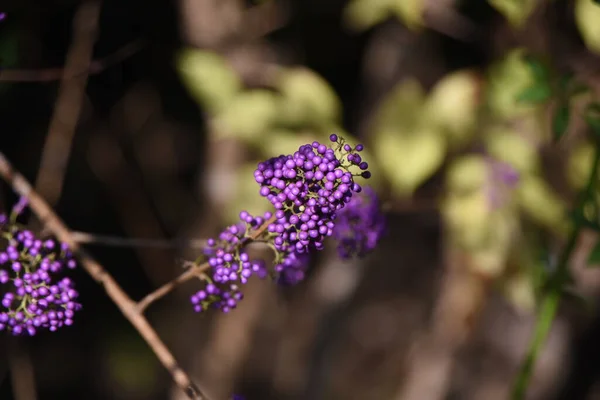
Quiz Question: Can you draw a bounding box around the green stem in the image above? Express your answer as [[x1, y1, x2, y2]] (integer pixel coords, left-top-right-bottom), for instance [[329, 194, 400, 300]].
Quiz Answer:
[[511, 144, 600, 399]]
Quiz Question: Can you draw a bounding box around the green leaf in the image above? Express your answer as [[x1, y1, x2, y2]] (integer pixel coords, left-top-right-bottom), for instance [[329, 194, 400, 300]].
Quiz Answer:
[[523, 55, 550, 82], [575, 0, 600, 54], [423, 70, 480, 147], [213, 90, 280, 142], [485, 129, 539, 174], [568, 141, 595, 190], [446, 155, 488, 193], [588, 240, 600, 264], [274, 68, 342, 127], [584, 102, 600, 135], [570, 209, 600, 232], [552, 104, 570, 141], [374, 79, 427, 132], [488, 0, 539, 27], [516, 83, 551, 104], [177, 49, 242, 113], [517, 175, 568, 233], [389, 0, 425, 30], [374, 127, 446, 196], [343, 0, 391, 31], [486, 49, 541, 119], [502, 269, 536, 313]]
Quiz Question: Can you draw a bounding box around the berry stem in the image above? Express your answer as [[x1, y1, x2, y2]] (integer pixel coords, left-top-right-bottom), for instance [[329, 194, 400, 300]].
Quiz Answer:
[[136, 264, 209, 313], [511, 142, 600, 399], [136, 214, 277, 313], [0, 152, 213, 400]]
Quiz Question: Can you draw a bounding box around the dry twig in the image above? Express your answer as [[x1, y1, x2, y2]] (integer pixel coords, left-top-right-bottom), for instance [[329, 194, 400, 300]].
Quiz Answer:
[[136, 215, 275, 313], [0, 40, 144, 82], [0, 152, 211, 400], [32, 1, 101, 210]]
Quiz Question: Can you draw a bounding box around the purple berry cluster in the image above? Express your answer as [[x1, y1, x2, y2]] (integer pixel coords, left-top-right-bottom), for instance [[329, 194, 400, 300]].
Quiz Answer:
[[0, 198, 81, 335], [275, 251, 310, 286], [190, 135, 383, 313], [190, 211, 270, 313], [255, 134, 370, 254], [332, 186, 386, 259]]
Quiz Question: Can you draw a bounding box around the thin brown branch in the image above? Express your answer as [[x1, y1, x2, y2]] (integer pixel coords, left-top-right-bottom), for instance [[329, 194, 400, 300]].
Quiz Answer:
[[71, 231, 208, 249], [0, 152, 211, 400], [136, 264, 210, 313], [32, 0, 101, 211], [0, 40, 144, 82], [136, 215, 277, 313]]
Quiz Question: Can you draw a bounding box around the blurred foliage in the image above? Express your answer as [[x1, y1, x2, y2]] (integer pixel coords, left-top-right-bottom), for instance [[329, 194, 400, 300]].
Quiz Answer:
[[177, 48, 386, 225], [213, 90, 280, 141], [104, 330, 161, 397], [5, 0, 600, 398], [175, 1, 600, 319], [424, 70, 480, 147], [488, 0, 539, 27], [274, 67, 342, 128], [178, 49, 243, 113], [343, 0, 424, 31], [176, 40, 581, 315], [575, 0, 600, 54], [371, 79, 445, 196]]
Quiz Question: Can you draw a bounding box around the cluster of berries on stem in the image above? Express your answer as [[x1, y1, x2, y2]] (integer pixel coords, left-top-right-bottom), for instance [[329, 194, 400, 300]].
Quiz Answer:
[[189, 134, 385, 313], [0, 198, 81, 335]]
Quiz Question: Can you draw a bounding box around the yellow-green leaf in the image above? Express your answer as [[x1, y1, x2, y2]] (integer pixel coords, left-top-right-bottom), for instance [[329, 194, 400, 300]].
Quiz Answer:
[[177, 49, 242, 113], [517, 175, 568, 233], [446, 155, 488, 193], [275, 68, 342, 127], [213, 90, 280, 142], [568, 141, 595, 191], [486, 49, 538, 119], [516, 83, 551, 104], [488, 0, 540, 27], [501, 270, 536, 313], [389, 0, 424, 30], [374, 79, 427, 132], [443, 191, 491, 249], [374, 127, 445, 196], [343, 0, 391, 31], [575, 0, 600, 54], [424, 70, 480, 147], [485, 129, 539, 174], [552, 103, 571, 141], [588, 239, 600, 265]]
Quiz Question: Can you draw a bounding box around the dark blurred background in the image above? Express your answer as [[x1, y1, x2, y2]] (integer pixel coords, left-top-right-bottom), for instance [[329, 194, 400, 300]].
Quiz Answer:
[[2, 0, 600, 399]]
